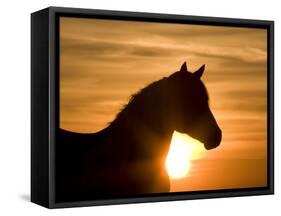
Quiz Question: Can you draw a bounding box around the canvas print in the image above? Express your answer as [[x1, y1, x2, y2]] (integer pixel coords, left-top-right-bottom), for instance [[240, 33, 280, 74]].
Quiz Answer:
[[56, 17, 267, 203]]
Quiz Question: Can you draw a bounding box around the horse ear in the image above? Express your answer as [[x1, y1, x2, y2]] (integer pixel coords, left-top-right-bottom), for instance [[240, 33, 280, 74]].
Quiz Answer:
[[193, 64, 205, 79], [180, 62, 188, 72]]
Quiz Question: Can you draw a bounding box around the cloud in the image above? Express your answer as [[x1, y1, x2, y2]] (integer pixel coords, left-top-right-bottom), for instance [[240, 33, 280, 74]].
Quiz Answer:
[[59, 17, 267, 145]]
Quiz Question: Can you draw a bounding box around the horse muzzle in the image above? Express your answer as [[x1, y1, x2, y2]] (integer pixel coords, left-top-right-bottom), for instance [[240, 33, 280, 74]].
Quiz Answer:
[[204, 128, 222, 150]]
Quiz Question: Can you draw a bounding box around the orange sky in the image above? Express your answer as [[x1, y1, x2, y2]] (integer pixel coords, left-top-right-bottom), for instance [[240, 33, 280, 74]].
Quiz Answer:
[[60, 17, 267, 191]]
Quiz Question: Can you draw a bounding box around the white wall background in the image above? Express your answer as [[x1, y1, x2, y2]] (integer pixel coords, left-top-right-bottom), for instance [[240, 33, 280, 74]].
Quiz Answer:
[[0, 0, 279, 215]]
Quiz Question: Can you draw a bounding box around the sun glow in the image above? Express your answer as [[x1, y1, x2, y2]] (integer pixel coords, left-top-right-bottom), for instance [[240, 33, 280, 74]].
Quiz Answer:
[[165, 131, 205, 179]]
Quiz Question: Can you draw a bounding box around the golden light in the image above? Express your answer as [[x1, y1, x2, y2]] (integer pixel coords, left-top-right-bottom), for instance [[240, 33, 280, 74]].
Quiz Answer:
[[165, 131, 205, 179]]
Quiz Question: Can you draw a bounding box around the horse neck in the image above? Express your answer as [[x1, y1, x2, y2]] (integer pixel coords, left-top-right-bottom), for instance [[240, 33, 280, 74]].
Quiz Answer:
[[111, 85, 173, 138], [107, 88, 174, 160]]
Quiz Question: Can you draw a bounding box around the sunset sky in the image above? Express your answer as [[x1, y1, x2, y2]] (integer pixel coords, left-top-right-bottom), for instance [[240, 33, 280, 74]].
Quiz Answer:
[[60, 17, 267, 191]]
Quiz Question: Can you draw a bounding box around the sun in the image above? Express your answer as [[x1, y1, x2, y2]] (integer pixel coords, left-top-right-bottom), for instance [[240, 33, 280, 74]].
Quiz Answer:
[[165, 131, 205, 179]]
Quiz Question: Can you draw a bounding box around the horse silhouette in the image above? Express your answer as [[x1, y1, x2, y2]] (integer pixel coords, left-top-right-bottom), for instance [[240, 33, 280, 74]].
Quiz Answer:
[[56, 62, 222, 202]]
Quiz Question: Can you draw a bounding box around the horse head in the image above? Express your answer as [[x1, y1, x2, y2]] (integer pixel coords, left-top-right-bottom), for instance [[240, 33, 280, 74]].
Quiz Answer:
[[165, 62, 222, 150]]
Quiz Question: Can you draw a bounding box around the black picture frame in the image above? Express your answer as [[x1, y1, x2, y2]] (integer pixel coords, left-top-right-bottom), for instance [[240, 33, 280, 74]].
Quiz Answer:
[[31, 6, 274, 208]]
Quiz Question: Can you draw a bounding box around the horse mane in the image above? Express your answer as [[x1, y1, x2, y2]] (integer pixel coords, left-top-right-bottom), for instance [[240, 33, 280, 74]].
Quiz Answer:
[[109, 76, 169, 126]]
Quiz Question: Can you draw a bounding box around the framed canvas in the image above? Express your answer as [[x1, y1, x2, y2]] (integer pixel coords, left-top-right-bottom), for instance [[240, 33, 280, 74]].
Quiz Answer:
[[31, 6, 274, 208]]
